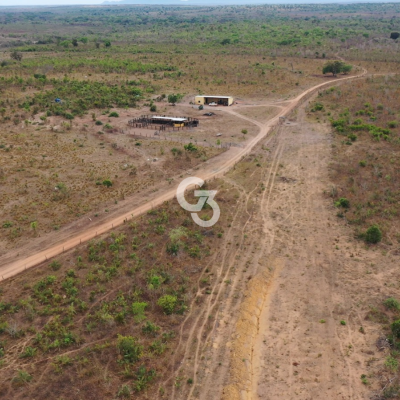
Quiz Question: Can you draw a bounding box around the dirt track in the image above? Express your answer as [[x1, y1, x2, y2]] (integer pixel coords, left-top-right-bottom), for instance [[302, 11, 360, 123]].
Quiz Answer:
[[0, 69, 366, 281]]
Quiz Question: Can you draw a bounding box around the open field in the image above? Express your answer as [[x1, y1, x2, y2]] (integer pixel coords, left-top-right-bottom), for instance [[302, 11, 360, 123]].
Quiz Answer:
[[0, 116, 224, 252], [1, 3, 400, 400]]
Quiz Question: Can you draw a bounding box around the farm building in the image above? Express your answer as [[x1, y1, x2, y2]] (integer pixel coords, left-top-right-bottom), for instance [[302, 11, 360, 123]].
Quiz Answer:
[[195, 95, 234, 106]]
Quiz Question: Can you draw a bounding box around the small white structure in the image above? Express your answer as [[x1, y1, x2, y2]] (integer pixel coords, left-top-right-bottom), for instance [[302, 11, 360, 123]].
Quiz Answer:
[[195, 95, 234, 106]]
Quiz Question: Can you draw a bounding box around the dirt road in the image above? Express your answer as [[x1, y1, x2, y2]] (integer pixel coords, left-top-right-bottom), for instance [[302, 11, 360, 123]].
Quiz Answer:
[[167, 76, 385, 400], [0, 69, 366, 281]]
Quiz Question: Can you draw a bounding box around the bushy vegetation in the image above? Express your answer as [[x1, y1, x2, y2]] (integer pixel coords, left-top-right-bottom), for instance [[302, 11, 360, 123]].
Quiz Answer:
[[0, 195, 225, 398], [310, 76, 400, 244]]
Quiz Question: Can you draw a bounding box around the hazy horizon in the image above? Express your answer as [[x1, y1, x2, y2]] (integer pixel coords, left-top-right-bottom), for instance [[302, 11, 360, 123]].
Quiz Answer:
[[2, 0, 400, 6]]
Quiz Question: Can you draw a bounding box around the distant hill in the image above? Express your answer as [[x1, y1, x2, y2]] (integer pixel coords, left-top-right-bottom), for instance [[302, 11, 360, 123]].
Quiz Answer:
[[102, 0, 385, 5], [103, 0, 276, 5]]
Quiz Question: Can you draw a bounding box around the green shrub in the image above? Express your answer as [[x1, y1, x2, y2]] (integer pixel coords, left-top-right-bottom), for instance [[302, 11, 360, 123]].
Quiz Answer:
[[359, 160, 366, 167], [335, 198, 350, 208], [117, 335, 143, 364], [117, 384, 131, 398], [188, 245, 201, 258], [95, 120, 103, 125], [391, 320, 400, 339], [142, 321, 160, 337], [385, 356, 399, 372], [102, 179, 112, 187], [157, 295, 177, 315], [20, 346, 37, 358], [132, 365, 156, 392], [311, 102, 324, 112], [384, 297, 400, 311], [109, 111, 119, 117], [150, 104, 157, 112], [148, 275, 163, 289], [149, 339, 166, 355], [184, 142, 197, 152], [166, 242, 179, 255], [131, 302, 147, 322], [12, 370, 32, 385], [50, 260, 61, 271], [365, 225, 382, 244]]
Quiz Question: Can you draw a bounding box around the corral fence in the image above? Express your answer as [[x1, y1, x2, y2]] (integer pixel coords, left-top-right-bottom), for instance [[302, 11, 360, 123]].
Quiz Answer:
[[128, 115, 199, 131]]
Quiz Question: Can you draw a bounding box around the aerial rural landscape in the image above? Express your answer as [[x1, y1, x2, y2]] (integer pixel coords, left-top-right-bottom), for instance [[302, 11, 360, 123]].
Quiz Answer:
[[0, 2, 400, 399]]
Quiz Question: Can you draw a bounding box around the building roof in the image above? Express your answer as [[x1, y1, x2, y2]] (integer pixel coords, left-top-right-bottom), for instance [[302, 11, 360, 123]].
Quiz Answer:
[[195, 95, 233, 99], [151, 116, 187, 122]]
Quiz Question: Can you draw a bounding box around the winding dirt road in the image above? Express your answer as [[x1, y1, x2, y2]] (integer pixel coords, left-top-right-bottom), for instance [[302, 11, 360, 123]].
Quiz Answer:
[[0, 68, 366, 282]]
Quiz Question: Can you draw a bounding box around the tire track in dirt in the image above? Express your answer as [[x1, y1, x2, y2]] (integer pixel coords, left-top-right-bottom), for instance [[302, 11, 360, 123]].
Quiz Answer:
[[234, 93, 372, 400], [155, 114, 283, 400], [155, 184, 251, 398], [193, 133, 286, 400]]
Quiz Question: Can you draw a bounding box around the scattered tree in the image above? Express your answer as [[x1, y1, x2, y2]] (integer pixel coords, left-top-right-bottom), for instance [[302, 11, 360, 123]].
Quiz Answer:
[[365, 225, 382, 244], [167, 93, 183, 105], [322, 60, 352, 77]]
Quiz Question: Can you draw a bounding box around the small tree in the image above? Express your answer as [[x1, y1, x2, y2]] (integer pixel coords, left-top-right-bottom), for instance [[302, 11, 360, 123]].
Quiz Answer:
[[365, 225, 382, 244], [72, 39, 78, 47], [390, 32, 400, 40], [167, 93, 182, 106], [103, 179, 113, 187], [104, 40, 111, 47], [322, 60, 352, 77]]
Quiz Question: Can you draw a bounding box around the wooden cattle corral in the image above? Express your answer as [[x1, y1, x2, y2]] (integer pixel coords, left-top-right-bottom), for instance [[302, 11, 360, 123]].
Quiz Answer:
[[128, 115, 199, 131]]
